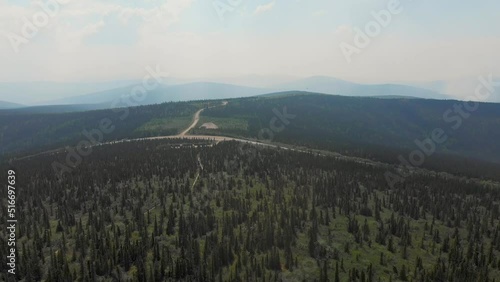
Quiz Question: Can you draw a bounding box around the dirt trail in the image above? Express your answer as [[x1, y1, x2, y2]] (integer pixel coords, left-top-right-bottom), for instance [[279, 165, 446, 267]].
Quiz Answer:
[[178, 101, 228, 137], [178, 108, 203, 137]]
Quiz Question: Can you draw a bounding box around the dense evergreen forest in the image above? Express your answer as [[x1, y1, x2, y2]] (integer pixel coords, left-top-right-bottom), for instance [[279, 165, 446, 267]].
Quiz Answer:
[[1, 139, 499, 281], [194, 93, 500, 181]]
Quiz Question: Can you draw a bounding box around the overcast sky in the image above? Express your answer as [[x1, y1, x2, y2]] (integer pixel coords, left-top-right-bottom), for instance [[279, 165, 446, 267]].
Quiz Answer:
[[1, 0, 499, 84]]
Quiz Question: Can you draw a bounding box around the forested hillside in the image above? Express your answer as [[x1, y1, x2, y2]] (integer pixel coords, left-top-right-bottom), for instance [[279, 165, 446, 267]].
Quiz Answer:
[[194, 93, 500, 180], [1, 140, 499, 281], [2, 93, 499, 181], [0, 102, 201, 158]]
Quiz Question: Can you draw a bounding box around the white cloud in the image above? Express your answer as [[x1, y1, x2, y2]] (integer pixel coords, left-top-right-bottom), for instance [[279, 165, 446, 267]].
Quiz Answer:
[[2, 26, 500, 94], [53, 20, 105, 52], [254, 1, 275, 15], [0, 0, 193, 35], [118, 0, 193, 26], [312, 10, 327, 17]]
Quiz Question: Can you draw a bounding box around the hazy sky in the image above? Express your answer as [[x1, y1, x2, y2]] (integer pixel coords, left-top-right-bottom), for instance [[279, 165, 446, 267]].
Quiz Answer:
[[1, 0, 499, 84]]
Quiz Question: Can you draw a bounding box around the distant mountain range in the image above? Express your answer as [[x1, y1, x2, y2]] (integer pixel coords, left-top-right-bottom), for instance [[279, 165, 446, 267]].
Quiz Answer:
[[35, 76, 452, 106], [405, 77, 500, 103], [275, 76, 451, 100], [2, 75, 485, 110], [0, 100, 24, 109], [43, 82, 271, 106], [0, 81, 140, 105]]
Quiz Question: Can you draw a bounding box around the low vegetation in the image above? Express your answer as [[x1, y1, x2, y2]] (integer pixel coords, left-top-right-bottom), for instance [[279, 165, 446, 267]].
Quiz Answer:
[[192, 116, 249, 136]]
